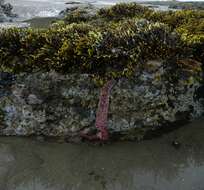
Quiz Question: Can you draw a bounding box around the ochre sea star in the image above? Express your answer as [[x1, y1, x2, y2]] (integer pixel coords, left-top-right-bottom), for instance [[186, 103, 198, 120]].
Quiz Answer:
[[80, 80, 116, 141]]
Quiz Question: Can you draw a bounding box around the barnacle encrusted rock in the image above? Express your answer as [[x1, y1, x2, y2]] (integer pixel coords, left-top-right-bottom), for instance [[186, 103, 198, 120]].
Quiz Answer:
[[0, 59, 203, 141]]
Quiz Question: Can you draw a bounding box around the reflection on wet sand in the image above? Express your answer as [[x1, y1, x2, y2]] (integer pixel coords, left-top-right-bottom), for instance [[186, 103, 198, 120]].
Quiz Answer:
[[0, 119, 203, 190]]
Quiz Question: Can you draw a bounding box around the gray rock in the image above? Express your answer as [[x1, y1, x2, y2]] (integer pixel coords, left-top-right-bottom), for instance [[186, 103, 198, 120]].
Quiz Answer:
[[59, 3, 97, 18], [0, 59, 203, 140], [0, 0, 17, 22], [27, 94, 43, 105]]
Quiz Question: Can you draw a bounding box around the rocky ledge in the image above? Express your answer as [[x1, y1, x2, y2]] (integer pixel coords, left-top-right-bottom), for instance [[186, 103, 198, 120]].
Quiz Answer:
[[0, 59, 203, 142], [0, 0, 17, 22]]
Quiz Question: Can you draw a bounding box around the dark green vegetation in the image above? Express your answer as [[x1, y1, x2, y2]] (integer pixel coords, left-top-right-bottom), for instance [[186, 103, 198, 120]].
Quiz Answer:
[[0, 3, 203, 82]]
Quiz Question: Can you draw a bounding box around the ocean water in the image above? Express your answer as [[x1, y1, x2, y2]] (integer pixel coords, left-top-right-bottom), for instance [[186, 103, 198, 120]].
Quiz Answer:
[[5, 0, 161, 21], [6, 0, 78, 21], [1, 0, 170, 28]]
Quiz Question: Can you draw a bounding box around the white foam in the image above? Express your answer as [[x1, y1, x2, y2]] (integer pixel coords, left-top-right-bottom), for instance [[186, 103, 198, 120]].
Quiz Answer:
[[0, 22, 30, 28], [36, 9, 60, 17], [94, 1, 116, 5]]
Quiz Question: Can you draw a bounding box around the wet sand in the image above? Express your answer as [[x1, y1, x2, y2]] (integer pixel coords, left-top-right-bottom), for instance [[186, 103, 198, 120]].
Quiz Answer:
[[0, 118, 203, 190]]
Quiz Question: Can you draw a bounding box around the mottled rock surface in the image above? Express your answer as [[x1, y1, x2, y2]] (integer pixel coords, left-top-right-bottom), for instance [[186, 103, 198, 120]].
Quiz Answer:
[[0, 59, 203, 141], [59, 2, 98, 17]]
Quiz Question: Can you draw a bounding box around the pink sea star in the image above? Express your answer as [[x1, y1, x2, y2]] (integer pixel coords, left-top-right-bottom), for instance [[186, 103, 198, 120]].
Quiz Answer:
[[80, 79, 116, 142]]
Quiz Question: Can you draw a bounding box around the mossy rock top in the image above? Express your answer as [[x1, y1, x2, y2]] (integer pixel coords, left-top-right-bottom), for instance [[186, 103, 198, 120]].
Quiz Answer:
[[0, 2, 203, 81]]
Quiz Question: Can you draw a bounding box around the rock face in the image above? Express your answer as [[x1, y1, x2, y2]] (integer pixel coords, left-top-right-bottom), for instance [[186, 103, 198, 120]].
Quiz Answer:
[[0, 0, 16, 22], [0, 59, 203, 141], [59, 2, 98, 20]]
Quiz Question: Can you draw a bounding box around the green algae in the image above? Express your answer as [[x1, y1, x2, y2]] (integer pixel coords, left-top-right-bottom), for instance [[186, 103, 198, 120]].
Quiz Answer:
[[0, 3, 203, 81]]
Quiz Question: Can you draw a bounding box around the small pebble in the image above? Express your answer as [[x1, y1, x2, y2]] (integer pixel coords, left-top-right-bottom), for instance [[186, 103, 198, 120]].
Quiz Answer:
[[172, 140, 181, 149]]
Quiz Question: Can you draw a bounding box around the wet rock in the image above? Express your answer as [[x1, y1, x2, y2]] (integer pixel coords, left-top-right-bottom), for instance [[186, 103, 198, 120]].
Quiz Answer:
[[172, 140, 181, 149], [59, 3, 97, 18], [0, 59, 203, 140], [0, 72, 15, 86], [0, 11, 8, 22], [0, 0, 17, 22], [195, 85, 204, 101], [0, 72, 15, 98], [65, 1, 82, 5], [27, 94, 43, 105]]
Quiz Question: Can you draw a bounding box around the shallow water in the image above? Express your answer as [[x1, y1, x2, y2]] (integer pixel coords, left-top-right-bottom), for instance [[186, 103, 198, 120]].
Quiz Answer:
[[0, 119, 203, 190]]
